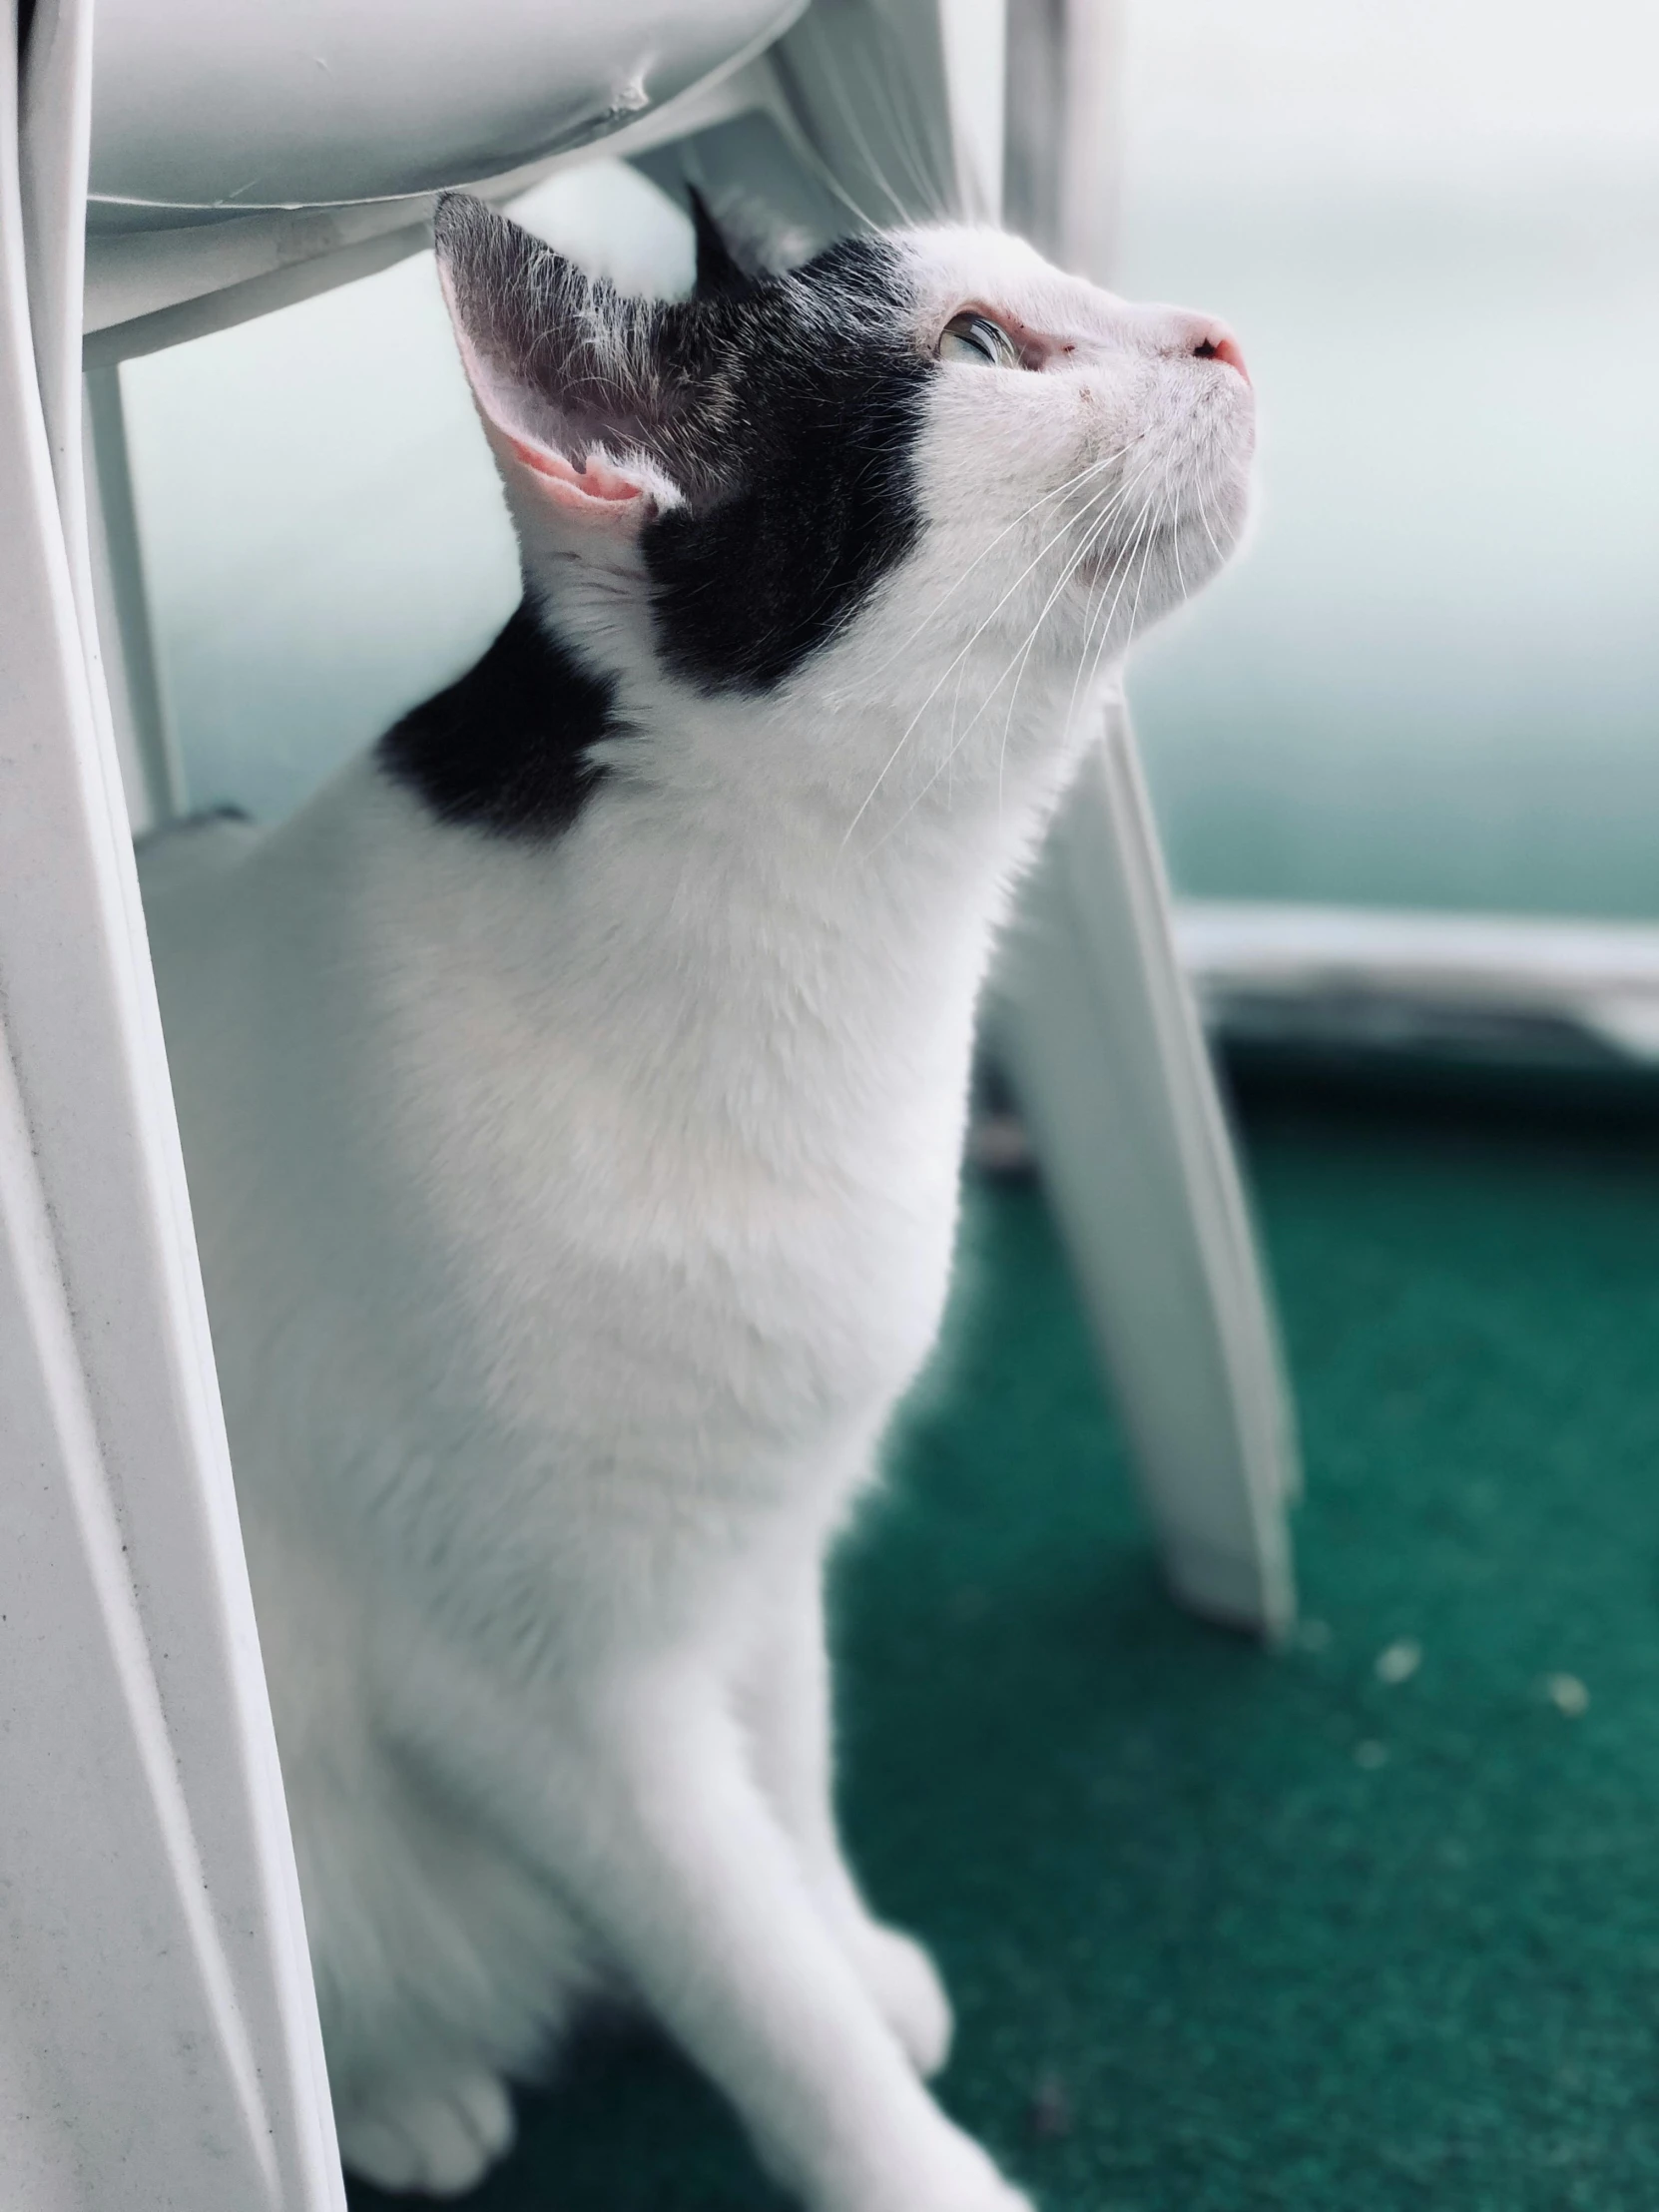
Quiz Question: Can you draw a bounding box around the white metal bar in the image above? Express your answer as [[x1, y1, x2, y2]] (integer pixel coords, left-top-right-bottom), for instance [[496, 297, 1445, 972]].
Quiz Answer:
[[772, 0, 974, 227], [83, 361, 184, 828], [988, 711, 1298, 1636], [774, 0, 1298, 1631], [0, 3, 343, 2202], [1177, 900, 1659, 1064], [1001, 0, 1297, 1630], [1054, 0, 1123, 282]]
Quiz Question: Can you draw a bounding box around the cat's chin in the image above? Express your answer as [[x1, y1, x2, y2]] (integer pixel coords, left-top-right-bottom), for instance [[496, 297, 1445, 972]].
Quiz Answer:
[[1069, 514, 1223, 607], [1079, 471, 1249, 601]]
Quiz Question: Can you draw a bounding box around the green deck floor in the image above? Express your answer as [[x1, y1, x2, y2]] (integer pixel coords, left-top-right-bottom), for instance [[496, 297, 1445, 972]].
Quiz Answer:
[[347, 1087, 1659, 2212]]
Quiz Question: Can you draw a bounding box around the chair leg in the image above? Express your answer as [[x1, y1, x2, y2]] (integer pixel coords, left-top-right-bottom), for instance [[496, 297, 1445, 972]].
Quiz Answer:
[[0, 4, 342, 2202], [710, 11, 1300, 1642], [987, 701, 1299, 1639], [84, 361, 186, 831]]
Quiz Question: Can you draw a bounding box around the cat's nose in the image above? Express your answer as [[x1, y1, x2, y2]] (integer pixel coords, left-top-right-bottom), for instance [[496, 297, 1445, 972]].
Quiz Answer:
[[1174, 315, 1250, 384]]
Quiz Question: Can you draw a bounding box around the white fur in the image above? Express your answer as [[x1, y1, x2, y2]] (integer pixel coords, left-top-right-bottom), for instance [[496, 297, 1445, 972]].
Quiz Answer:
[[143, 224, 1253, 2208]]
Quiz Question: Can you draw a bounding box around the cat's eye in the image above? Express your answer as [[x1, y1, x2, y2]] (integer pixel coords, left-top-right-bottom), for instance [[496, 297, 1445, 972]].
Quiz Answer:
[[936, 310, 1020, 369]]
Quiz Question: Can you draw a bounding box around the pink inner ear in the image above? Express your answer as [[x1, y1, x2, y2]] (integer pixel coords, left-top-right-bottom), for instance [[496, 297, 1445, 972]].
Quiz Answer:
[[507, 433, 642, 508]]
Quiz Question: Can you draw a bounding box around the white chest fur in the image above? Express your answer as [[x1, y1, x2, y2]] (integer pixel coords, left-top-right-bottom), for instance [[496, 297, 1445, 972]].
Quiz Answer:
[[145, 681, 1056, 1660]]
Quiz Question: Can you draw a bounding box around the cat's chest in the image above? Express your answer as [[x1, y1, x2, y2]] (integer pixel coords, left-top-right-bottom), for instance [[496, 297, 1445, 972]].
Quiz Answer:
[[364, 792, 992, 1461], [410, 1017, 968, 1448]]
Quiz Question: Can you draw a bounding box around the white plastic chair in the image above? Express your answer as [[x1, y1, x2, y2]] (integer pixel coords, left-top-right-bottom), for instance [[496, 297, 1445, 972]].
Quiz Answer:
[[0, 2, 1295, 2201]]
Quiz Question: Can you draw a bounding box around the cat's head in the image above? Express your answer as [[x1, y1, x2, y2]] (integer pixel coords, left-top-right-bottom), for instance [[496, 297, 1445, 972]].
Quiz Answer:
[[432, 192, 1253, 828]]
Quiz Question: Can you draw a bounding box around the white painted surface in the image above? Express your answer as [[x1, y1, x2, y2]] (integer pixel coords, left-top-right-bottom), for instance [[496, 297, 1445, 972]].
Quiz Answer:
[[87, 0, 805, 220], [990, 718, 1298, 1638], [1178, 901, 1659, 1065], [0, 2, 343, 2201], [80, 57, 770, 350], [992, 3, 1297, 1631]]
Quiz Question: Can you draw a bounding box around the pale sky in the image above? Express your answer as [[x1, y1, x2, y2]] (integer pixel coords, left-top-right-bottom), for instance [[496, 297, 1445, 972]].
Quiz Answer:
[[1115, 0, 1659, 917], [1124, 0, 1659, 185]]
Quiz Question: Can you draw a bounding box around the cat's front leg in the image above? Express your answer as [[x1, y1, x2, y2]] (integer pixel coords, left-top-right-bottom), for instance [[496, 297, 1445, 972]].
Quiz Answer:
[[740, 1558, 954, 2077], [473, 1666, 1030, 2212]]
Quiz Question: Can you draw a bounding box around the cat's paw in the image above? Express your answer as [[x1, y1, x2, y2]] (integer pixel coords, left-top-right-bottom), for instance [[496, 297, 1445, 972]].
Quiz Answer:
[[827, 2125, 1033, 2212], [849, 1922, 954, 2076], [335, 2068, 515, 2197], [961, 2176, 1035, 2212], [948, 2176, 1035, 2212], [916, 2130, 1034, 2212]]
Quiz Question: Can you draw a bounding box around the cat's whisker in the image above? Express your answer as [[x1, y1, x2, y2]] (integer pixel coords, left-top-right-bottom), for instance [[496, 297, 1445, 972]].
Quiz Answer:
[[1127, 497, 1168, 637], [868, 468, 1158, 846], [909, 459, 1138, 806], [847, 443, 1139, 692], [898, 466, 1158, 812], [989, 469, 1158, 810], [1087, 489, 1162, 677], [837, 476, 1126, 845], [1195, 487, 1227, 569], [805, 35, 925, 226], [982, 464, 1162, 771], [945, 647, 971, 811], [837, 464, 1142, 847], [1063, 545, 1115, 738], [850, 38, 953, 222], [745, 112, 886, 236], [1059, 477, 1164, 745], [967, 465, 1158, 733], [1168, 485, 1187, 603], [1072, 484, 1167, 724]]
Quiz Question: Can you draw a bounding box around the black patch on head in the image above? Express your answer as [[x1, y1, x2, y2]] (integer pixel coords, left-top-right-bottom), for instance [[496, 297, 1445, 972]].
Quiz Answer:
[[434, 198, 932, 700], [643, 239, 930, 694], [378, 601, 615, 838], [688, 188, 759, 303]]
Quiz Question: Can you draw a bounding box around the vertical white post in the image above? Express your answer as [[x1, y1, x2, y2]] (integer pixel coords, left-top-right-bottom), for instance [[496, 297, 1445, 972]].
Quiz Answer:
[[84, 360, 186, 831], [986, 0, 1299, 1635], [773, 0, 1299, 1633], [0, 3, 343, 2202], [987, 709, 1298, 1636]]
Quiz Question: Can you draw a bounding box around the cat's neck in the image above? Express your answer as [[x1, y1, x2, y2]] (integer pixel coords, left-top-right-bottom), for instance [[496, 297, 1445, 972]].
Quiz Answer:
[[580, 644, 1092, 1003], [345, 595, 1111, 1174]]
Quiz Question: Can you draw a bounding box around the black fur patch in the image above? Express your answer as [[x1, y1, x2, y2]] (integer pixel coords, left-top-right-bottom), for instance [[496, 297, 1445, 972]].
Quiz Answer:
[[688, 187, 759, 303], [644, 239, 930, 694], [378, 601, 615, 838], [434, 199, 931, 699]]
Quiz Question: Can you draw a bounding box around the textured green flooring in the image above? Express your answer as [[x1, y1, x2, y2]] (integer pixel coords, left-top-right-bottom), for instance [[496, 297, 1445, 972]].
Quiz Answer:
[[348, 1089, 1659, 2212]]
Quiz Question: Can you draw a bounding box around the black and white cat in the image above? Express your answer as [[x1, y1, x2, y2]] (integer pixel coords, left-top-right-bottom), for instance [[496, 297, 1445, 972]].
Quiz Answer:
[[143, 193, 1253, 2209]]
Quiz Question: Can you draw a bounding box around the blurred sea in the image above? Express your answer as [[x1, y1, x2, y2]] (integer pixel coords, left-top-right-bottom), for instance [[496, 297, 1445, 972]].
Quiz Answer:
[[1124, 162, 1659, 918], [1119, 0, 1659, 917]]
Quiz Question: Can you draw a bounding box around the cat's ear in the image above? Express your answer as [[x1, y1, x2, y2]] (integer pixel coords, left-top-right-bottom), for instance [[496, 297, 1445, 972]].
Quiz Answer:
[[688, 187, 757, 302], [433, 193, 684, 534]]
